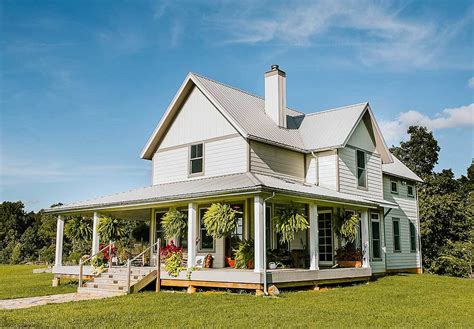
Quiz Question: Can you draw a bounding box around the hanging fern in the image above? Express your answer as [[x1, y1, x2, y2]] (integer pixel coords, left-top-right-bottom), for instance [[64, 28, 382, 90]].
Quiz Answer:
[[98, 216, 125, 242], [273, 203, 309, 244], [335, 212, 359, 243], [203, 203, 240, 239], [161, 208, 187, 240]]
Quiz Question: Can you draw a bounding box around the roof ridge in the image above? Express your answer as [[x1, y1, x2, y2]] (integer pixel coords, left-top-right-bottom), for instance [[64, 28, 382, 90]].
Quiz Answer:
[[190, 72, 305, 115], [304, 102, 368, 117]]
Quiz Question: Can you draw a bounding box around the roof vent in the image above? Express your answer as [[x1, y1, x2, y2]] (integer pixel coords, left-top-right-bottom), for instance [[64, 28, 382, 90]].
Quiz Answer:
[[264, 65, 287, 128]]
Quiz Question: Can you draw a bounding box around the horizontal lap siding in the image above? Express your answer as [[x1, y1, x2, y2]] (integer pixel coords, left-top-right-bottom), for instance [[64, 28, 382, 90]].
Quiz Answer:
[[338, 147, 383, 199], [250, 141, 305, 180], [153, 136, 247, 184], [318, 150, 337, 190], [383, 175, 421, 269]]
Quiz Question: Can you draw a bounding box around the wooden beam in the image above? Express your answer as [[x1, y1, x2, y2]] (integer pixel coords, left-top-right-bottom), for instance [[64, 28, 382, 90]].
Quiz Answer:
[[274, 276, 370, 289], [160, 279, 263, 290]]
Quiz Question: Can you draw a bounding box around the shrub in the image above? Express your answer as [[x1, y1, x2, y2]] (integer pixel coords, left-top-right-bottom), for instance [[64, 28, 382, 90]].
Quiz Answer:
[[431, 241, 473, 278], [160, 241, 185, 277], [234, 239, 254, 269]]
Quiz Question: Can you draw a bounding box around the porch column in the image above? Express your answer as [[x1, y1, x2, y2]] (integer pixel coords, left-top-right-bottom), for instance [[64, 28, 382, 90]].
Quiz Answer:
[[187, 203, 197, 268], [254, 196, 264, 273], [309, 203, 319, 270], [54, 215, 64, 266], [92, 212, 100, 256], [361, 210, 370, 268]]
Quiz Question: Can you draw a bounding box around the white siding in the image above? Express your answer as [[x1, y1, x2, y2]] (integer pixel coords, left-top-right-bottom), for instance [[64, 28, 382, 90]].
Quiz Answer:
[[305, 150, 337, 190], [250, 141, 305, 180], [153, 136, 247, 184], [159, 86, 237, 149], [338, 147, 383, 199], [383, 175, 421, 270], [347, 115, 377, 153]]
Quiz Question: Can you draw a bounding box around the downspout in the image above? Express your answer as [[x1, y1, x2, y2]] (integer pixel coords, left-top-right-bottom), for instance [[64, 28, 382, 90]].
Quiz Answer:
[[311, 151, 319, 186], [263, 192, 276, 296]]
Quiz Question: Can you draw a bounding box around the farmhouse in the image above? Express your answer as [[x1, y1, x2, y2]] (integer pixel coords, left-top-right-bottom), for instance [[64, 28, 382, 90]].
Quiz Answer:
[[45, 65, 423, 295]]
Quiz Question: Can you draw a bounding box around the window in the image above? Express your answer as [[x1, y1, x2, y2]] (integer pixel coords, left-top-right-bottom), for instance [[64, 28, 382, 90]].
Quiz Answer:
[[189, 143, 203, 175], [199, 208, 214, 250], [371, 213, 381, 260], [318, 212, 333, 262], [407, 185, 414, 198], [155, 211, 167, 249], [229, 204, 244, 247], [393, 218, 401, 252], [410, 222, 417, 252], [391, 180, 398, 194], [356, 150, 367, 188]]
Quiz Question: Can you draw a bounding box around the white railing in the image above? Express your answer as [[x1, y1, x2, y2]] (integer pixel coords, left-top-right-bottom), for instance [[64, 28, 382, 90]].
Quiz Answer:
[[125, 239, 161, 293], [78, 241, 114, 288]]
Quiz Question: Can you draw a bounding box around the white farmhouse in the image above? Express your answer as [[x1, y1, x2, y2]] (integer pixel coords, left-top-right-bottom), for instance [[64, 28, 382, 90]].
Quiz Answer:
[[46, 65, 423, 294]]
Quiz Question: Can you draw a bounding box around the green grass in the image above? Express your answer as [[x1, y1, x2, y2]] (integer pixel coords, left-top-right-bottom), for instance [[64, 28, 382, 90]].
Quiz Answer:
[[0, 265, 76, 299], [0, 268, 473, 328]]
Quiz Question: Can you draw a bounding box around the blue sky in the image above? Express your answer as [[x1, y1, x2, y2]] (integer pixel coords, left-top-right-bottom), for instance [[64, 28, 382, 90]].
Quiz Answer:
[[1, 0, 473, 211]]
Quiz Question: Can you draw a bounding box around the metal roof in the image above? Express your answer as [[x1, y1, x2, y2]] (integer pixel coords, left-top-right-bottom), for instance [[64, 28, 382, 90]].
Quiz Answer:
[[45, 172, 384, 214], [382, 155, 423, 183]]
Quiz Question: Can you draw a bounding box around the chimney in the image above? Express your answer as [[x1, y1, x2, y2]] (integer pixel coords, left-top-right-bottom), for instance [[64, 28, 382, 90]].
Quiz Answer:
[[264, 64, 287, 127]]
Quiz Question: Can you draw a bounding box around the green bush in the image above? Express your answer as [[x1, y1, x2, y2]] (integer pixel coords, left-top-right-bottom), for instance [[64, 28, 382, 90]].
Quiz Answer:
[[431, 241, 473, 278], [233, 239, 254, 269], [11, 243, 23, 264]]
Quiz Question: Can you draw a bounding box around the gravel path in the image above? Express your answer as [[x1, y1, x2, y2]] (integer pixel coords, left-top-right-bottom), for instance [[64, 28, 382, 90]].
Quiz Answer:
[[0, 292, 122, 310]]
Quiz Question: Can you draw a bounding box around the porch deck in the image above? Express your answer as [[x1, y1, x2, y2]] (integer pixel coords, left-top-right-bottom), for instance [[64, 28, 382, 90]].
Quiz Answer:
[[53, 265, 371, 290]]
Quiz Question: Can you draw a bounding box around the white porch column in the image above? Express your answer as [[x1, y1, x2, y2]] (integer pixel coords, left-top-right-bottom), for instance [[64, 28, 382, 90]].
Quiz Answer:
[[254, 196, 265, 273], [54, 215, 64, 266], [187, 203, 197, 269], [361, 210, 370, 268], [92, 212, 100, 256], [309, 203, 319, 270]]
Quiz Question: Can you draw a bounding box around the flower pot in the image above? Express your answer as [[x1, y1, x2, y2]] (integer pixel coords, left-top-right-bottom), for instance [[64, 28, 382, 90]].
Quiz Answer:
[[247, 260, 254, 269], [337, 260, 362, 268], [225, 256, 235, 267]]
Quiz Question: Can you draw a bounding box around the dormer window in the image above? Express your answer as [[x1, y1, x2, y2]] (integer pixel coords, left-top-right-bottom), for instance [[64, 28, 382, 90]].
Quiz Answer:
[[189, 143, 203, 175], [356, 150, 367, 188]]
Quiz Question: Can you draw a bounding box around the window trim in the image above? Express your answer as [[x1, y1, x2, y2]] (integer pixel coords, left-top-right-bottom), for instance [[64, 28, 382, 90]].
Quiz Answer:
[[407, 184, 415, 198], [392, 218, 401, 253], [188, 143, 204, 177], [390, 180, 398, 194], [370, 212, 382, 261], [409, 221, 417, 253], [198, 207, 215, 252], [356, 149, 367, 189]]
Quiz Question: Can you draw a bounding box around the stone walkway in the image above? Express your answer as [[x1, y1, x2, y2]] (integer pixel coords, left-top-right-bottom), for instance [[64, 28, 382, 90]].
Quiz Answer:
[[0, 292, 122, 310]]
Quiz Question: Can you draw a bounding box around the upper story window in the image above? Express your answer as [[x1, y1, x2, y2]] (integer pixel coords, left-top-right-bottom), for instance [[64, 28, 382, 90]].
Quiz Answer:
[[189, 143, 203, 175], [391, 180, 398, 194], [407, 184, 414, 198], [356, 150, 367, 188]]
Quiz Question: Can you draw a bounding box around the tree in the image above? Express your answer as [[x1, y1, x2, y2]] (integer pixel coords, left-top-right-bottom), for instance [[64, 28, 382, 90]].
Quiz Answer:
[[390, 126, 440, 179]]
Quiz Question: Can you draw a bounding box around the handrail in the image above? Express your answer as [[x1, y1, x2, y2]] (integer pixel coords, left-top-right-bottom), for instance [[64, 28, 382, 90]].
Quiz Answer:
[[126, 239, 161, 293], [79, 241, 114, 288]]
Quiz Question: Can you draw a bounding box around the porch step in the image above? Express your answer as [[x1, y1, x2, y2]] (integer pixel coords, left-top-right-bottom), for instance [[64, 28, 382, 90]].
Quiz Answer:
[[78, 267, 156, 295], [77, 286, 127, 295]]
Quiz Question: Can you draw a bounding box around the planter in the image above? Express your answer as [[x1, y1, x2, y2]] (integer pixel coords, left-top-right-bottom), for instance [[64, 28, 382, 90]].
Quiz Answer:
[[247, 260, 254, 269], [225, 256, 235, 267], [337, 260, 362, 268]]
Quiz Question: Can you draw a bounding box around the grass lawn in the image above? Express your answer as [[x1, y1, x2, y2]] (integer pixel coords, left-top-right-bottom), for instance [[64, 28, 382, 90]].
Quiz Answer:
[[1, 268, 473, 328], [0, 265, 76, 299]]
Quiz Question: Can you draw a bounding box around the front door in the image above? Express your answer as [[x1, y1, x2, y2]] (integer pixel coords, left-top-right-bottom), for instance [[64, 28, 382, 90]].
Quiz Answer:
[[318, 211, 334, 266]]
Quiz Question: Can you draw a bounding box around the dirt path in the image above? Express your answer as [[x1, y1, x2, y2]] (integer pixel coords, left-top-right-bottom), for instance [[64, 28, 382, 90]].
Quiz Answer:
[[0, 292, 121, 310]]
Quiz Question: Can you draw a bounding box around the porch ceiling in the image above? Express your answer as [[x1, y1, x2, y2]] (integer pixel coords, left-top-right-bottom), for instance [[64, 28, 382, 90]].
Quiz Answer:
[[45, 172, 381, 215]]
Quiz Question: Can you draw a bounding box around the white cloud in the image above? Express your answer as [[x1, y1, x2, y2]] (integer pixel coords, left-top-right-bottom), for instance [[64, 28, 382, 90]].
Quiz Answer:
[[469, 77, 474, 89], [206, 0, 472, 68], [379, 103, 474, 144]]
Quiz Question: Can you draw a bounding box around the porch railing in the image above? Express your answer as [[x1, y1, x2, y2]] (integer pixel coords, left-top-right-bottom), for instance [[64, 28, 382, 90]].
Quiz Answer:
[[78, 241, 114, 288], [125, 239, 161, 293]]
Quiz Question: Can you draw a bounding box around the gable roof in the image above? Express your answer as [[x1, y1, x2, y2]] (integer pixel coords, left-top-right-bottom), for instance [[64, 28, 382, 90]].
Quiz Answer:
[[382, 154, 423, 183], [141, 72, 392, 162]]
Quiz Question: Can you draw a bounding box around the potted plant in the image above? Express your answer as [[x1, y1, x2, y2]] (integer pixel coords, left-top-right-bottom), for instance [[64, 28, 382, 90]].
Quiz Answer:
[[272, 203, 309, 244], [233, 239, 254, 269], [334, 212, 361, 267], [203, 203, 241, 267], [161, 208, 187, 240]]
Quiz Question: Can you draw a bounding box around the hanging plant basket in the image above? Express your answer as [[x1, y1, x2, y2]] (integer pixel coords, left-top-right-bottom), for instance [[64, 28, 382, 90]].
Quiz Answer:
[[272, 203, 309, 244], [203, 203, 241, 239], [161, 208, 187, 240]]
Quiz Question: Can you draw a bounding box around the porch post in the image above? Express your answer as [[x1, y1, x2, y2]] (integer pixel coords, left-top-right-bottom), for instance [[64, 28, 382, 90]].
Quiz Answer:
[[54, 215, 64, 266], [309, 203, 319, 270], [92, 212, 100, 256], [254, 196, 264, 273], [187, 203, 197, 269], [361, 210, 370, 268]]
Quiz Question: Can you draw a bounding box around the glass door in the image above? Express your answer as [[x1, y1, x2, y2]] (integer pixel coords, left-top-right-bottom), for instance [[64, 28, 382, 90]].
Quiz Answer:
[[318, 211, 334, 266]]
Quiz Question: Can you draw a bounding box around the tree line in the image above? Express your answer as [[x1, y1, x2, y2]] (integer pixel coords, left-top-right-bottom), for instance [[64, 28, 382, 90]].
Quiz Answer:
[[0, 125, 472, 277]]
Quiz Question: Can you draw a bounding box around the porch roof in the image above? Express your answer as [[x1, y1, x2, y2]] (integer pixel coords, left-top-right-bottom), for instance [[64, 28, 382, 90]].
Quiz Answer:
[[45, 172, 384, 214]]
